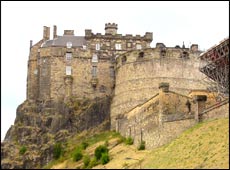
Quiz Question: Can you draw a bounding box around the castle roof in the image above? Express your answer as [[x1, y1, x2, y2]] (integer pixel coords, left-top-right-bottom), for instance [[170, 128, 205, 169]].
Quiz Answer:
[[41, 35, 87, 47]]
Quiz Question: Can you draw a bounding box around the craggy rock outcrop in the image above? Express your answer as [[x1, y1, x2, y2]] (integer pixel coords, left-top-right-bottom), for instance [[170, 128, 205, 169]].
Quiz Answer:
[[1, 96, 111, 169]]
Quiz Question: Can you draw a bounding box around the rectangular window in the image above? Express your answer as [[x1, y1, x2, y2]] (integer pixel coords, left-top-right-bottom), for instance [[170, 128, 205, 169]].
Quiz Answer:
[[136, 44, 142, 50], [92, 54, 98, 63], [110, 66, 115, 77], [96, 43, 100, 50], [115, 43, 122, 50], [126, 42, 132, 48], [66, 42, 72, 48], [92, 66, 97, 77], [66, 53, 72, 61], [66, 66, 72, 75], [82, 45, 87, 50], [34, 69, 38, 75]]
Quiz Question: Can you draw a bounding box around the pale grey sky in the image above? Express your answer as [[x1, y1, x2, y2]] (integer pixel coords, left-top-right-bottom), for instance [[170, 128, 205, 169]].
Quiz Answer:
[[1, 1, 229, 140]]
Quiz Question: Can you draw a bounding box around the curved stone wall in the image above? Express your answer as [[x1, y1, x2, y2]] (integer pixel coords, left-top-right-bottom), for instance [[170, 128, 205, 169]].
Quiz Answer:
[[111, 48, 208, 129]]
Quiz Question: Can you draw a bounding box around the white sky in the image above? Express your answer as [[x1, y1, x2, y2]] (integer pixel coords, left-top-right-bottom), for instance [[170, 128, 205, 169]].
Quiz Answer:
[[1, 1, 229, 140]]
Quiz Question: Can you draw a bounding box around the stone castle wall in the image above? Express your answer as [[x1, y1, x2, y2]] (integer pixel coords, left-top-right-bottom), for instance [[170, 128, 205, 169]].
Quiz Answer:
[[200, 99, 229, 121], [115, 84, 197, 149], [27, 40, 44, 100], [37, 47, 115, 101], [111, 48, 208, 129], [27, 24, 152, 102]]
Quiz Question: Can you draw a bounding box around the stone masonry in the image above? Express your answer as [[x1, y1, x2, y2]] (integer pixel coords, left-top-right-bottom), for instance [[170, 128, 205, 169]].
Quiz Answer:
[[26, 23, 218, 149]]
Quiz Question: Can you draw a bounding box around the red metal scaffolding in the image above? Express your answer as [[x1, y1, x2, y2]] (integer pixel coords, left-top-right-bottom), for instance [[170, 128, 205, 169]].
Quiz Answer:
[[199, 38, 229, 95]]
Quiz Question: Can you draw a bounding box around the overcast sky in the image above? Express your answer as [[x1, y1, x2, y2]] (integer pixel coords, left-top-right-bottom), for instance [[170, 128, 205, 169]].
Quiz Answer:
[[1, 1, 229, 140]]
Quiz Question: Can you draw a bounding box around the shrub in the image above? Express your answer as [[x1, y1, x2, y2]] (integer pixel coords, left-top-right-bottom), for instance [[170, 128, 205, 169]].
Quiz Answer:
[[88, 157, 99, 168], [125, 137, 134, 145], [101, 153, 110, 165], [73, 148, 83, 162], [94, 145, 109, 160], [19, 146, 27, 155], [83, 154, 90, 168], [53, 142, 63, 159], [138, 141, 145, 150], [81, 141, 89, 150]]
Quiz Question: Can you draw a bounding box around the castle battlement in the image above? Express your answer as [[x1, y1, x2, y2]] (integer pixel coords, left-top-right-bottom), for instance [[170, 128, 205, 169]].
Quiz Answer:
[[85, 30, 152, 41]]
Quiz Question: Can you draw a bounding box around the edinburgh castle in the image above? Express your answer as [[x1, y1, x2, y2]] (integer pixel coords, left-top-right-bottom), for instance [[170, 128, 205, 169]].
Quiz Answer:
[[1, 23, 229, 169]]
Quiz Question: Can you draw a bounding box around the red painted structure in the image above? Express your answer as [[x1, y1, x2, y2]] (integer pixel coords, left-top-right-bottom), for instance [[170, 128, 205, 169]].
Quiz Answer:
[[199, 38, 229, 94]]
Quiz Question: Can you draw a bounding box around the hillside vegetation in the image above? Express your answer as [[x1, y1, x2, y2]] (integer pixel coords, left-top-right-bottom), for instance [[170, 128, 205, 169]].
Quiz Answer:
[[142, 118, 229, 169], [45, 118, 229, 169]]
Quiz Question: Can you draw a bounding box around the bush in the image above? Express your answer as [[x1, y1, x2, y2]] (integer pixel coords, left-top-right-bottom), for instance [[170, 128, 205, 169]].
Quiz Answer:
[[73, 148, 83, 162], [125, 137, 134, 145], [81, 141, 89, 150], [83, 155, 90, 168], [138, 141, 145, 150], [19, 146, 27, 155], [53, 143, 63, 159], [88, 157, 99, 168], [94, 145, 109, 160], [101, 153, 110, 165]]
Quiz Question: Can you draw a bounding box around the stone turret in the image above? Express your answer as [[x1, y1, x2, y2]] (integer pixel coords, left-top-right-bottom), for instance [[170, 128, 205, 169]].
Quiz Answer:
[[105, 23, 118, 35]]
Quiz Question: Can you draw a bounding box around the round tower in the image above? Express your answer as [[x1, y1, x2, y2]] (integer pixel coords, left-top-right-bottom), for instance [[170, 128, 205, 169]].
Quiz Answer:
[[105, 23, 118, 35]]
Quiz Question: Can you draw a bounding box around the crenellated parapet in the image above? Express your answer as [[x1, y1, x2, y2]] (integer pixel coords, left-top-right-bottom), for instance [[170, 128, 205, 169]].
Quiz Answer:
[[115, 43, 201, 69], [85, 28, 152, 42]]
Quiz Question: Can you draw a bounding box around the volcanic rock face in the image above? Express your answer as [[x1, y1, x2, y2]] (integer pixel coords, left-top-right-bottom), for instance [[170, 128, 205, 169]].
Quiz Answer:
[[1, 97, 111, 169]]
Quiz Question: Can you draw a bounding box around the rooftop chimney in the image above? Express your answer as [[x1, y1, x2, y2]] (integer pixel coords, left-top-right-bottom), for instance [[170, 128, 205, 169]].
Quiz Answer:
[[43, 26, 50, 40], [64, 30, 74, 35], [190, 44, 198, 52], [53, 25, 57, 39], [30, 40, 33, 49]]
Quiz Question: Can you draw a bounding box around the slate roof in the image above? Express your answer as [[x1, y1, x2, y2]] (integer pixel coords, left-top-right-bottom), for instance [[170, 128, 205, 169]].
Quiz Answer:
[[41, 35, 87, 47]]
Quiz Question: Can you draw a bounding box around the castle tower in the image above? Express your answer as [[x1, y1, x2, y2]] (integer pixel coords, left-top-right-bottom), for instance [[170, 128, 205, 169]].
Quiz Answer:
[[105, 23, 118, 35]]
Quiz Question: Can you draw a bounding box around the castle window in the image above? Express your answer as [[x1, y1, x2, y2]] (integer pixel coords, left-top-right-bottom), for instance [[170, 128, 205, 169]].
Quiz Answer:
[[127, 42, 132, 48], [66, 42, 72, 48], [115, 43, 122, 50], [181, 51, 189, 58], [110, 66, 115, 77], [66, 52, 72, 61], [82, 45, 87, 50], [136, 44, 142, 50], [66, 66, 72, 75], [122, 56, 127, 64], [96, 43, 100, 50], [34, 69, 38, 75], [138, 52, 144, 59], [92, 66, 97, 77], [92, 54, 98, 63]]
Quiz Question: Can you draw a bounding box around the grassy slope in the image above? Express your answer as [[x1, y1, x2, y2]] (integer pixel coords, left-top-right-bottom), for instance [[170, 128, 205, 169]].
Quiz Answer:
[[142, 118, 229, 169], [45, 118, 229, 169]]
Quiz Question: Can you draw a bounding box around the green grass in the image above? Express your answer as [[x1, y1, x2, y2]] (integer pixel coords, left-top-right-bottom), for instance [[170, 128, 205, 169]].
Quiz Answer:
[[143, 118, 229, 169], [19, 145, 27, 155], [43, 131, 122, 168]]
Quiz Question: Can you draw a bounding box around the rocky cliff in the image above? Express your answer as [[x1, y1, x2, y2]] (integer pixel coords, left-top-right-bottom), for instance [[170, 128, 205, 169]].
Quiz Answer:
[[1, 96, 111, 169]]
